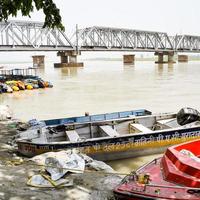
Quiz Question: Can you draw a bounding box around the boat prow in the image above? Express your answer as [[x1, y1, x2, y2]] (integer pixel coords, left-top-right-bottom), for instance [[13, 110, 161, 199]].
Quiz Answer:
[[114, 139, 200, 200]]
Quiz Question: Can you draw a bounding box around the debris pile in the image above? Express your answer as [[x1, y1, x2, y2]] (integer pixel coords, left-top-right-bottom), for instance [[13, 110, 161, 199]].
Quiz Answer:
[[0, 109, 122, 199], [27, 150, 116, 188]]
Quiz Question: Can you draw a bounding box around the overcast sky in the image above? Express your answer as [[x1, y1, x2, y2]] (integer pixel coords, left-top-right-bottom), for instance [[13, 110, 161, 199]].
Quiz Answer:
[[11, 0, 200, 36]]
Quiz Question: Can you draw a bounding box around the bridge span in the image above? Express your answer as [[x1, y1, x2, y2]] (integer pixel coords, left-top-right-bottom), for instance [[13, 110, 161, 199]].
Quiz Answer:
[[0, 20, 199, 66]]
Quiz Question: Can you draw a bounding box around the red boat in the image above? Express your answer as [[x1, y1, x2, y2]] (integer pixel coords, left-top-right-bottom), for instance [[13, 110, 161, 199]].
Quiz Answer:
[[114, 139, 200, 200]]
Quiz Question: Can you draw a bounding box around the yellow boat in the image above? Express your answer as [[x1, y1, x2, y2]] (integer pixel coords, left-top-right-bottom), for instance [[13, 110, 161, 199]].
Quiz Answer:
[[12, 85, 20, 91], [5, 81, 20, 92], [26, 84, 33, 90], [16, 81, 25, 90]]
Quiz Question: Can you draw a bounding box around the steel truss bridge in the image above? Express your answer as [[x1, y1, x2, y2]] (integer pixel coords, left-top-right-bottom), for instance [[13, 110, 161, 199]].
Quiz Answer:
[[0, 21, 200, 52]]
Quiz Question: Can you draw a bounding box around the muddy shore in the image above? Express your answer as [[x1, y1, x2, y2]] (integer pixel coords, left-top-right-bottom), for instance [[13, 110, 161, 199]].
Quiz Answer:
[[0, 121, 122, 200]]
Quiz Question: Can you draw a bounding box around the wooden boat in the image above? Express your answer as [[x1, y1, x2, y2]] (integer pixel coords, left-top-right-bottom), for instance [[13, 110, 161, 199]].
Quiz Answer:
[[16, 81, 26, 90], [16, 108, 200, 161], [114, 139, 200, 200]]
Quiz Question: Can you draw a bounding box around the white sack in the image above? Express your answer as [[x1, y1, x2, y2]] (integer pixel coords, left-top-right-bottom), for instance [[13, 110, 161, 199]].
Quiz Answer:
[[30, 150, 85, 181], [0, 105, 12, 121]]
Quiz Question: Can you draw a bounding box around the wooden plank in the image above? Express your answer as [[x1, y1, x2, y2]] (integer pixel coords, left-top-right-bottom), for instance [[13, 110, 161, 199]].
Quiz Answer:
[[99, 125, 119, 137], [66, 130, 80, 142], [130, 123, 153, 133]]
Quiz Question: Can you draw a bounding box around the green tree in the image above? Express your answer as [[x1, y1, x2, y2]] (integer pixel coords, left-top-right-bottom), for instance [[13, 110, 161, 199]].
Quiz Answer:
[[0, 0, 64, 30]]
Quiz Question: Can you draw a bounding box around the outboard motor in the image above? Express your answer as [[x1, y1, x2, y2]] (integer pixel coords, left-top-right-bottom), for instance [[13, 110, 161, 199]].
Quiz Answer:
[[177, 107, 200, 126]]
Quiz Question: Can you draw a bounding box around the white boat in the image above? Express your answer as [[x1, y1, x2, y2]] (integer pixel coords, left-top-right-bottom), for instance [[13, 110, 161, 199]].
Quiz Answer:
[[16, 108, 200, 161]]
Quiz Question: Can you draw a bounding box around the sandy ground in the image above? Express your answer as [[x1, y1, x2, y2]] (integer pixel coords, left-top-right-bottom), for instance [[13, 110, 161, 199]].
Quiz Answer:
[[0, 121, 122, 200]]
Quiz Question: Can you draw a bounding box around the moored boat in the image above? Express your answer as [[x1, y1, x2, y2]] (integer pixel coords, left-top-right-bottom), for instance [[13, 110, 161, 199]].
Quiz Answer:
[[0, 83, 13, 93], [16, 107, 200, 161], [16, 81, 26, 90], [114, 139, 200, 200], [0, 68, 53, 94], [6, 81, 20, 91]]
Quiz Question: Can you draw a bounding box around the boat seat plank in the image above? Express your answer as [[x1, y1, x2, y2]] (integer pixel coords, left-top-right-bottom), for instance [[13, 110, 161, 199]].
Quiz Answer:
[[130, 123, 153, 133], [157, 118, 178, 128], [66, 130, 80, 142], [99, 125, 119, 137]]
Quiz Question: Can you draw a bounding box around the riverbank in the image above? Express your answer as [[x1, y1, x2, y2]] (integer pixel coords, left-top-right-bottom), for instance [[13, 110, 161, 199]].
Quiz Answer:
[[0, 121, 122, 200]]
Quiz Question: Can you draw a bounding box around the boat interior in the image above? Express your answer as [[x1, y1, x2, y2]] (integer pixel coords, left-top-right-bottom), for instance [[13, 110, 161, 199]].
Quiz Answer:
[[18, 112, 200, 144], [175, 140, 200, 156]]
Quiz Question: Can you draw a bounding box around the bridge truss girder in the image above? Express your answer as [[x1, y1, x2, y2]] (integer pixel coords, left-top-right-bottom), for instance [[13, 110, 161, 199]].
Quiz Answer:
[[174, 35, 200, 52], [0, 21, 74, 51], [76, 26, 174, 52], [0, 21, 200, 53]]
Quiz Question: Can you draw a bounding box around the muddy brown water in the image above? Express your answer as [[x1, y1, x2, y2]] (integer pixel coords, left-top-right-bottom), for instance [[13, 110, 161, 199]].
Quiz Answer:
[[1, 60, 200, 173]]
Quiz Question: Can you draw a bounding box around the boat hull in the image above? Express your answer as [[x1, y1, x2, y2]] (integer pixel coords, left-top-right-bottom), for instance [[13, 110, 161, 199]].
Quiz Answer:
[[114, 157, 200, 200], [17, 126, 200, 160], [17, 142, 168, 160], [114, 191, 160, 200]]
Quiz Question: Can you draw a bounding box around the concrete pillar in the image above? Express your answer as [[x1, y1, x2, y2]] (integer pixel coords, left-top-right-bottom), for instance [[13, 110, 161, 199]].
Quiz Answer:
[[54, 51, 84, 68], [168, 52, 176, 63], [155, 52, 164, 64], [123, 55, 135, 64], [178, 55, 188, 62], [155, 51, 176, 64], [61, 55, 68, 63], [32, 55, 45, 67], [69, 55, 77, 63]]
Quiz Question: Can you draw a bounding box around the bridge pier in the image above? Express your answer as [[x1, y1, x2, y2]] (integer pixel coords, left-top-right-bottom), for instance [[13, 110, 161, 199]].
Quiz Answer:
[[178, 55, 188, 62], [123, 55, 135, 64], [32, 55, 45, 67], [155, 51, 176, 64], [54, 51, 84, 68], [168, 52, 176, 63], [155, 52, 164, 64]]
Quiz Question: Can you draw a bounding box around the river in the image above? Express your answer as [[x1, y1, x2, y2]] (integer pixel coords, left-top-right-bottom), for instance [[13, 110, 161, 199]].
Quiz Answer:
[[1, 59, 200, 172]]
